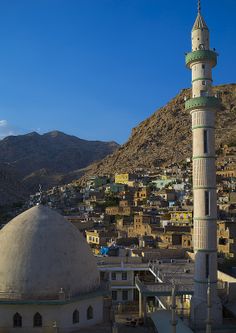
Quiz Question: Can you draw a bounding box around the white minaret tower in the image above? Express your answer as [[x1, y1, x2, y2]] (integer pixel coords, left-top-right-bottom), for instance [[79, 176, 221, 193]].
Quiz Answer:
[[185, 0, 222, 329]]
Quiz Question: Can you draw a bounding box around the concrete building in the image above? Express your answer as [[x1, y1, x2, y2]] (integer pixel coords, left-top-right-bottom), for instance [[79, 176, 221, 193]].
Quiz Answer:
[[0, 205, 104, 332], [114, 173, 136, 187], [128, 212, 159, 238], [86, 229, 118, 248], [133, 187, 150, 206], [170, 211, 193, 225], [185, 0, 222, 327], [98, 258, 149, 305], [217, 221, 236, 258]]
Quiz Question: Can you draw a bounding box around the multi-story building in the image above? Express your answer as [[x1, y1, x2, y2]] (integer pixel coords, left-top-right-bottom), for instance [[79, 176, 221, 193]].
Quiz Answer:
[[217, 165, 236, 178], [133, 187, 150, 206], [128, 212, 159, 238], [115, 173, 136, 186], [170, 211, 193, 225], [105, 204, 132, 217], [217, 221, 236, 258], [86, 229, 118, 248], [98, 257, 150, 304]]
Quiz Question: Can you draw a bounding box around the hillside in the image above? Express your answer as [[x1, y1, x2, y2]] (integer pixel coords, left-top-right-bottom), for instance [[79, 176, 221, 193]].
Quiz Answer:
[[78, 84, 236, 180], [0, 131, 119, 205]]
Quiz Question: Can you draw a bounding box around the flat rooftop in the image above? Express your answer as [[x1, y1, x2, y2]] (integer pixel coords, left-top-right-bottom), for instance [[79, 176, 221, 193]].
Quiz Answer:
[[149, 260, 194, 283]]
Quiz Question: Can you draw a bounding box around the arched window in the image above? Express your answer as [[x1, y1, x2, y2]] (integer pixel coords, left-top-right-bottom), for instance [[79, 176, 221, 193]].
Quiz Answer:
[[13, 313, 22, 327], [33, 312, 42, 327], [87, 306, 93, 320], [72, 309, 80, 324]]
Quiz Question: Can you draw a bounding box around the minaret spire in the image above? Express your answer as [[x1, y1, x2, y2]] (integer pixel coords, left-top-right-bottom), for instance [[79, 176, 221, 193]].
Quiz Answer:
[[198, 0, 201, 13]]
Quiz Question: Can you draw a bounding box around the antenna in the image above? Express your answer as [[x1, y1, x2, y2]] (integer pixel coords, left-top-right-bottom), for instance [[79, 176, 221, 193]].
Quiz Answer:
[[37, 184, 42, 205], [170, 280, 178, 333]]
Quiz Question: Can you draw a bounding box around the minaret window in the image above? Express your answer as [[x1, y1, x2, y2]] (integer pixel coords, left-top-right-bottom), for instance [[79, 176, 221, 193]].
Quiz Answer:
[[203, 130, 208, 153], [205, 191, 210, 216], [205, 254, 209, 278]]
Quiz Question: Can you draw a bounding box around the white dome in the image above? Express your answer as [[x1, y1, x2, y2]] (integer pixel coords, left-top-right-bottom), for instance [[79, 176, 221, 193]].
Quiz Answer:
[[0, 205, 100, 300]]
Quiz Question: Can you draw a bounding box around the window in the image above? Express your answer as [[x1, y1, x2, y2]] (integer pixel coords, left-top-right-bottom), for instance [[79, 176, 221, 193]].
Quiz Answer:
[[13, 313, 22, 327], [203, 130, 208, 154], [202, 64, 205, 69], [73, 310, 80, 324], [33, 313, 42, 327], [205, 191, 210, 216], [112, 290, 117, 301], [202, 81, 206, 85], [219, 237, 227, 245], [87, 306, 93, 320], [122, 272, 127, 280], [122, 290, 128, 301], [111, 272, 116, 280], [206, 254, 209, 279]]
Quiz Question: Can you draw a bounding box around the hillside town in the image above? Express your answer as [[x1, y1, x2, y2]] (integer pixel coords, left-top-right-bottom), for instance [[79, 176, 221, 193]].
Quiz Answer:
[[0, 0, 235, 332], [25, 144, 236, 262]]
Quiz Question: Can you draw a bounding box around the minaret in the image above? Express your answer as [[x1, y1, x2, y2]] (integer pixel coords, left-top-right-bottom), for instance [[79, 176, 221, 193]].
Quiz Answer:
[[185, 0, 222, 328]]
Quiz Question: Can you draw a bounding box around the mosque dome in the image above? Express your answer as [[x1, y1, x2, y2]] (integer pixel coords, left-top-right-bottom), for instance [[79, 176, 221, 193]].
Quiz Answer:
[[0, 205, 100, 300]]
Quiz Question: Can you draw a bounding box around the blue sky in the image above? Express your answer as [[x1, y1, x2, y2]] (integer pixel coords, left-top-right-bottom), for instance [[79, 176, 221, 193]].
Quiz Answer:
[[0, 0, 235, 143]]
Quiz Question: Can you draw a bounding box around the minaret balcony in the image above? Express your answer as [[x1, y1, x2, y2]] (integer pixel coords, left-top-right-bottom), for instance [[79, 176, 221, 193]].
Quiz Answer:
[[185, 50, 218, 68], [185, 96, 221, 111]]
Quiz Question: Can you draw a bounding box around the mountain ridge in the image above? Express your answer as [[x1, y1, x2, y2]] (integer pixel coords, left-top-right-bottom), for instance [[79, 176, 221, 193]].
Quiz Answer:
[[77, 83, 236, 182], [0, 131, 119, 205]]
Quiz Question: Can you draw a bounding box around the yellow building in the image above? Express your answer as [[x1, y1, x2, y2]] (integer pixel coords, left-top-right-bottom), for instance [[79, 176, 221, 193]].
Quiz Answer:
[[217, 221, 236, 258], [182, 233, 193, 249], [133, 187, 150, 206], [86, 229, 117, 247], [105, 205, 131, 216], [115, 173, 130, 184], [217, 167, 236, 178], [170, 211, 193, 224], [114, 173, 136, 186]]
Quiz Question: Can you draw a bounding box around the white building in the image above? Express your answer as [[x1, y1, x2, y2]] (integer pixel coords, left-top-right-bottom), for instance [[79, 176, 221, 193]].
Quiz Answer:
[[0, 205, 104, 332], [98, 258, 149, 304]]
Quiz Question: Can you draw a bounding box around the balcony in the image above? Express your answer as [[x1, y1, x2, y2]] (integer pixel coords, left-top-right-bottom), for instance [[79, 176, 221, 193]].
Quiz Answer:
[[185, 96, 221, 111], [135, 276, 194, 297], [110, 280, 134, 288], [185, 50, 218, 68]]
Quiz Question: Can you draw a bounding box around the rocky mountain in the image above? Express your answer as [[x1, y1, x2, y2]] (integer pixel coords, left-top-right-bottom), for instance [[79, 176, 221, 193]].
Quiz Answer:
[[78, 83, 236, 181], [0, 131, 119, 205]]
